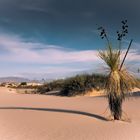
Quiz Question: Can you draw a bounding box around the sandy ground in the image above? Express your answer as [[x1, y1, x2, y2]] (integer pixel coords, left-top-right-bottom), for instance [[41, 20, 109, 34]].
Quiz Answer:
[[0, 87, 140, 140]]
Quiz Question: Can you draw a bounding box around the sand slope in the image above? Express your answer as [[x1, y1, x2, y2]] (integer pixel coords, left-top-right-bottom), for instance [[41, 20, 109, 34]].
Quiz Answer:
[[0, 87, 140, 140]]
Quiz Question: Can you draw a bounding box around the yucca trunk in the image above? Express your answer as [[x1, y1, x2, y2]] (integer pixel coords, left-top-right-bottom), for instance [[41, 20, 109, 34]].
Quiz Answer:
[[108, 94, 123, 120], [105, 69, 135, 120], [106, 71, 124, 120]]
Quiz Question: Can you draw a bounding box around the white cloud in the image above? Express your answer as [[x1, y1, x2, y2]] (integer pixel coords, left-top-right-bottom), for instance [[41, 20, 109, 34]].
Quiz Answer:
[[0, 34, 100, 64], [121, 48, 140, 62], [0, 34, 139, 79]]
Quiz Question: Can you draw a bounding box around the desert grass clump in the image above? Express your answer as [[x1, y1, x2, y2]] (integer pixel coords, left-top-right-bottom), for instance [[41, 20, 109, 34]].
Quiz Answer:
[[98, 20, 136, 120]]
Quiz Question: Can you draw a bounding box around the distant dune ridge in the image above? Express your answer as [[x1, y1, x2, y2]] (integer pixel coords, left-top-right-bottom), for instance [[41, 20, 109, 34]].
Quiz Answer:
[[0, 77, 30, 83]]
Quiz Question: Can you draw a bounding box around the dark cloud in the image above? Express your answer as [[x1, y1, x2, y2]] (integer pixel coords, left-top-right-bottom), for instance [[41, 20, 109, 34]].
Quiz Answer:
[[0, 0, 140, 49], [0, 0, 139, 22]]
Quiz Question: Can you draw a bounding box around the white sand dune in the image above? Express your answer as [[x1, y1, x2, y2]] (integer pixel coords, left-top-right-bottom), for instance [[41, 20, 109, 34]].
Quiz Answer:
[[0, 87, 140, 140]]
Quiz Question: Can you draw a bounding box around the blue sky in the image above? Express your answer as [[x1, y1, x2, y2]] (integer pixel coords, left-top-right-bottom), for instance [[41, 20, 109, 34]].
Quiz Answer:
[[0, 0, 139, 79]]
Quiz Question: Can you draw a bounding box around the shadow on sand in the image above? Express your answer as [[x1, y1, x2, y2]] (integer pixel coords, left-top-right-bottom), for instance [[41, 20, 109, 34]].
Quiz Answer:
[[0, 106, 107, 121], [131, 91, 140, 97], [126, 91, 140, 97]]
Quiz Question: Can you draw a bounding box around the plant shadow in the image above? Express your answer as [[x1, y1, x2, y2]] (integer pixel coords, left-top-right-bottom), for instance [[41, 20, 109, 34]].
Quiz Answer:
[[131, 91, 140, 97], [0, 106, 107, 121], [126, 91, 140, 97]]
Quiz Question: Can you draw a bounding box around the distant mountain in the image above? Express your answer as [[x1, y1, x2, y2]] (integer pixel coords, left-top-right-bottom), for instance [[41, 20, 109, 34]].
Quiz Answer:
[[0, 77, 30, 83]]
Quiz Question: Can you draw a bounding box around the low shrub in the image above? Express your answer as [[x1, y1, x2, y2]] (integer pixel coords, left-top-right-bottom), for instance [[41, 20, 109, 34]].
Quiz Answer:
[[36, 84, 51, 94], [20, 82, 27, 86], [36, 73, 107, 96], [60, 74, 106, 96], [48, 79, 65, 90]]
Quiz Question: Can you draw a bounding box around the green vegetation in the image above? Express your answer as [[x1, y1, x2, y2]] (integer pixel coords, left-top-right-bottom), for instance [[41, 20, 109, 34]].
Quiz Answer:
[[60, 74, 94, 96], [60, 74, 106, 96], [20, 82, 27, 86], [36, 72, 139, 98], [36, 79, 65, 94], [36, 84, 51, 94], [36, 74, 106, 96]]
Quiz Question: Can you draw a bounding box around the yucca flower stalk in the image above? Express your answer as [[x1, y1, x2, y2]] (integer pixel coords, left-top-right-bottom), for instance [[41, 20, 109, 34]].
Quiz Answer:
[[98, 20, 136, 120]]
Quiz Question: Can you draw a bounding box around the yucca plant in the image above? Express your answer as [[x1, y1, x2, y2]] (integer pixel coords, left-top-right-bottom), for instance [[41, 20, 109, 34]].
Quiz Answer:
[[98, 20, 136, 120]]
